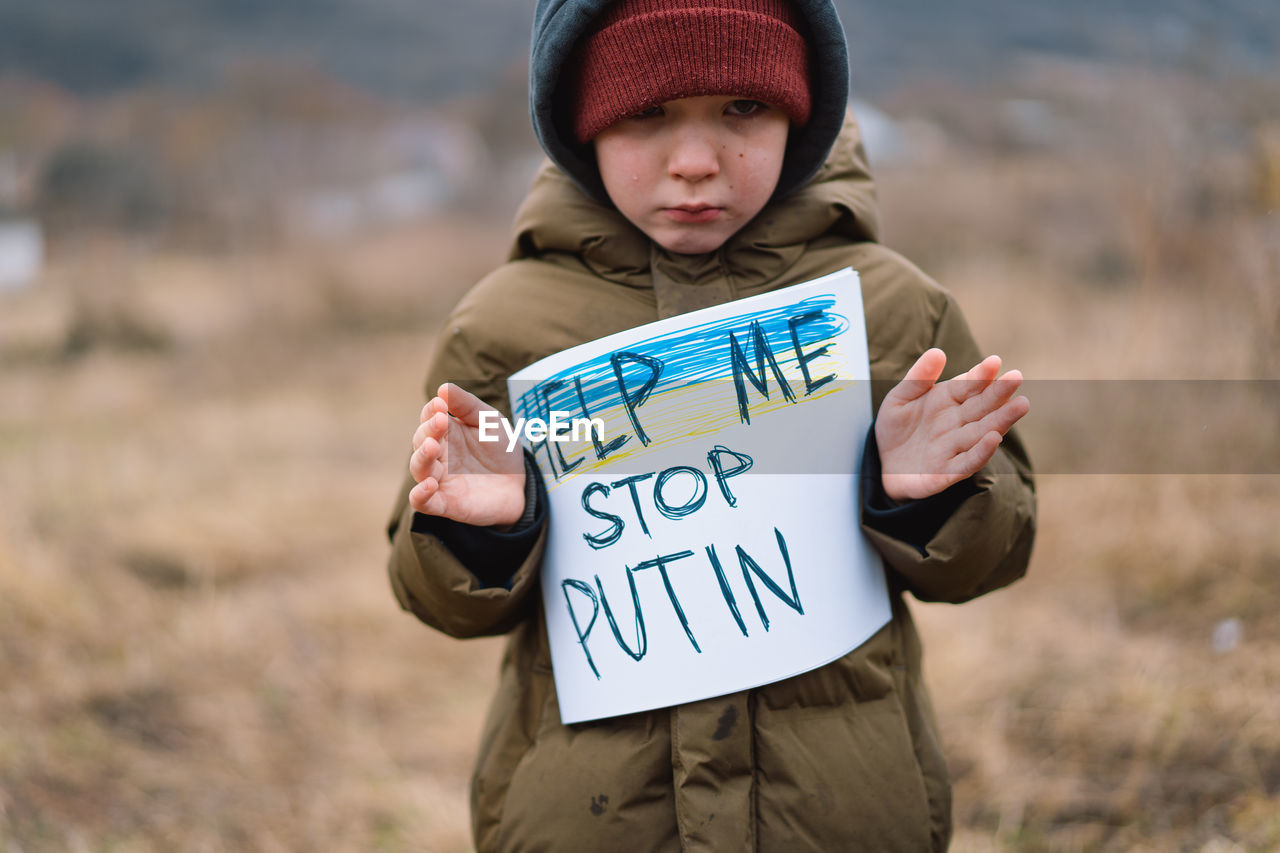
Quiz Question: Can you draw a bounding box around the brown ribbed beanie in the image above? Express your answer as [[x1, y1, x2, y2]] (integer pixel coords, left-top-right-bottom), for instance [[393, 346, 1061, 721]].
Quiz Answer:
[[568, 0, 812, 144]]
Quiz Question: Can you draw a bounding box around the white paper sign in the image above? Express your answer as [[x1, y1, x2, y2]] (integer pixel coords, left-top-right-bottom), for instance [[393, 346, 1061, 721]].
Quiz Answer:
[[508, 268, 891, 724]]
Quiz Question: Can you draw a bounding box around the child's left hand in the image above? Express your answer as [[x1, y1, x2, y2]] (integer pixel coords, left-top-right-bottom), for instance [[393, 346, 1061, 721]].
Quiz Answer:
[[876, 349, 1030, 502]]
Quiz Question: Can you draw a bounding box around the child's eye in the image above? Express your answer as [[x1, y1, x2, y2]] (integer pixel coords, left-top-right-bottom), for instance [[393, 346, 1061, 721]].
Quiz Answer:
[[726, 99, 767, 116], [632, 105, 664, 119]]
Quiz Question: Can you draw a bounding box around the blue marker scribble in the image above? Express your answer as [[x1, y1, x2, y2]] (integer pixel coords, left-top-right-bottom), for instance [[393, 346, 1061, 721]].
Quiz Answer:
[[514, 295, 846, 425]]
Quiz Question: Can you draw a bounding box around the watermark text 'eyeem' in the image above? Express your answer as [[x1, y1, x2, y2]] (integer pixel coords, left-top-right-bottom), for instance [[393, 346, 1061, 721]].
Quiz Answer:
[[477, 411, 606, 453]]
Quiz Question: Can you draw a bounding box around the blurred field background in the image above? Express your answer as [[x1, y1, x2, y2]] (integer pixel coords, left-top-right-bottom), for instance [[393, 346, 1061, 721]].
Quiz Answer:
[[1, 1, 1278, 851]]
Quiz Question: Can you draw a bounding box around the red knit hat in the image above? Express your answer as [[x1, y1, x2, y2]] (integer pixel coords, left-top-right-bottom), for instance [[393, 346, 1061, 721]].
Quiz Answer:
[[568, 0, 812, 144]]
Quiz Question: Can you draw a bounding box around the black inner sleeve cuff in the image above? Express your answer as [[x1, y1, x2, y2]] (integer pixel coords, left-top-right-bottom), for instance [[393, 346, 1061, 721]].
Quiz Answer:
[[860, 425, 981, 555], [409, 451, 548, 589]]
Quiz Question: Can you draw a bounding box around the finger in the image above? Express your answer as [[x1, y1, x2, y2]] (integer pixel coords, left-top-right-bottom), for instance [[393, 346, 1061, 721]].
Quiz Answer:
[[422, 410, 457, 468], [412, 417, 435, 451], [990, 394, 1031, 435], [888, 348, 947, 404], [946, 430, 1004, 480], [430, 450, 448, 483], [412, 414, 450, 451], [959, 368, 1023, 423], [412, 478, 451, 517], [420, 395, 447, 423], [409, 436, 443, 483], [421, 409, 451, 443], [421, 488, 448, 517], [409, 446, 427, 483], [946, 355, 1000, 404], [439, 383, 497, 428], [409, 477, 438, 514], [954, 393, 1030, 452], [421, 448, 446, 485]]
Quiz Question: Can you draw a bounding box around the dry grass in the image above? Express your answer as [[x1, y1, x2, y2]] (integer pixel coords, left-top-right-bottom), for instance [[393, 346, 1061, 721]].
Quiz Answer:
[[1, 219, 510, 851], [876, 129, 1280, 851], [1, 120, 1277, 851]]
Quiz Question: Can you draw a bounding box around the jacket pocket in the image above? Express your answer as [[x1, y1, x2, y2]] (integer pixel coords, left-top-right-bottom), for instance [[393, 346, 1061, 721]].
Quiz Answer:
[[493, 704, 679, 853]]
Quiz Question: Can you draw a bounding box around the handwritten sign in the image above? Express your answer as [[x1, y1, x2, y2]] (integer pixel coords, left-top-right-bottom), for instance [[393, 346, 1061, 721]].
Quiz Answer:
[[508, 268, 890, 723]]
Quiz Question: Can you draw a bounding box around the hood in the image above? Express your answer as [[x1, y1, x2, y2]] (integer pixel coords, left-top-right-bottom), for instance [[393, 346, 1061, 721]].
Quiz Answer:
[[529, 0, 851, 205], [509, 108, 880, 290]]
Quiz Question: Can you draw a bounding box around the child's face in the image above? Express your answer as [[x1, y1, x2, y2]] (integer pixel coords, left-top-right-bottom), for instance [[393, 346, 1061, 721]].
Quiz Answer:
[[594, 95, 789, 255]]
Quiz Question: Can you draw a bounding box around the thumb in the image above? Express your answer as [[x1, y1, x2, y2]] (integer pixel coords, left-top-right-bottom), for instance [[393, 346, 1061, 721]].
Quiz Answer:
[[438, 383, 496, 428], [890, 348, 947, 403]]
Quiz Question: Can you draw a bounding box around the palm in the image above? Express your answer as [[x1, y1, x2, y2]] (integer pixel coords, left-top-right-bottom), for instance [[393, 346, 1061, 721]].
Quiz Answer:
[[876, 349, 1029, 502]]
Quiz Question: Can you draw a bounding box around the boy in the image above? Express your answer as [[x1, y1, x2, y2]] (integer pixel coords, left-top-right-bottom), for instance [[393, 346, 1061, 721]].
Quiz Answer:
[[386, 0, 1035, 850]]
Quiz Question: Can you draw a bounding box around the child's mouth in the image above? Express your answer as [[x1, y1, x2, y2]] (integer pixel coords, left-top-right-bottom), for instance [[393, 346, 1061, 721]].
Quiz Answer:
[[664, 206, 722, 224]]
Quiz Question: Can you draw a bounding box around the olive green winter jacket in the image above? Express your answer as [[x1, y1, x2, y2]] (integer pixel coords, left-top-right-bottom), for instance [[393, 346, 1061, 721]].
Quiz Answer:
[[386, 113, 1036, 852]]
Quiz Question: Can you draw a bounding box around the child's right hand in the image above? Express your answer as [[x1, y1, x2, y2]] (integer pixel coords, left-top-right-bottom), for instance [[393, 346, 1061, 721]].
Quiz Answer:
[[408, 383, 527, 529]]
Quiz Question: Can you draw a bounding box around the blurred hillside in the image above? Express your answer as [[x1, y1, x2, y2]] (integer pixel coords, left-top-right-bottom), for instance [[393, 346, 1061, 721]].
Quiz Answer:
[[1, 0, 1278, 251], [0, 0, 1277, 100]]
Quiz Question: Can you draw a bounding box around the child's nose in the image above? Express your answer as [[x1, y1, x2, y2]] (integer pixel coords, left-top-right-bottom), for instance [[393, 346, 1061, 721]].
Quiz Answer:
[[667, 129, 720, 183]]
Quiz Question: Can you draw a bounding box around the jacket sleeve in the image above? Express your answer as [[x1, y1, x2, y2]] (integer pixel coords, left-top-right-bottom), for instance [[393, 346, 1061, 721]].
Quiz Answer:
[[385, 310, 548, 638], [860, 293, 1037, 604]]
